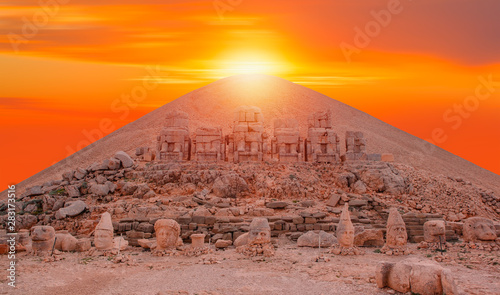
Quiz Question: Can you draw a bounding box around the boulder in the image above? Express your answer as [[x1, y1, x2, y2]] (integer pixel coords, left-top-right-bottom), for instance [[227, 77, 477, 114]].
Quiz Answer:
[[297, 231, 337, 248], [121, 182, 138, 195], [133, 183, 151, 199], [65, 185, 80, 198], [234, 232, 249, 247], [354, 229, 384, 247], [113, 237, 128, 250], [352, 180, 367, 194], [215, 239, 232, 249], [212, 173, 248, 198], [55, 200, 87, 219], [114, 151, 134, 168], [74, 168, 87, 180], [89, 184, 110, 196]]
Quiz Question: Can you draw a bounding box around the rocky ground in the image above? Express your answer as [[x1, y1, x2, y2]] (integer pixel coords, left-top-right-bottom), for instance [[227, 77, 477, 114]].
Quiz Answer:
[[1, 155, 500, 294], [1, 240, 499, 295]]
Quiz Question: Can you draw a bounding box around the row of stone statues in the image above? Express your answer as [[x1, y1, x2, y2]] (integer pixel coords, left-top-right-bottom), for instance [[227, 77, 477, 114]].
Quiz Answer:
[[23, 209, 496, 257], [150, 107, 383, 164]]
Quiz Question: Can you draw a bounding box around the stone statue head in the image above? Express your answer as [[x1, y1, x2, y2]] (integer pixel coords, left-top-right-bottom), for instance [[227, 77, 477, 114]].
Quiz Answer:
[[248, 218, 271, 245], [386, 208, 407, 247], [463, 217, 497, 242], [423, 220, 445, 243], [154, 219, 181, 250], [30, 225, 55, 253], [94, 212, 114, 250], [337, 204, 355, 248]]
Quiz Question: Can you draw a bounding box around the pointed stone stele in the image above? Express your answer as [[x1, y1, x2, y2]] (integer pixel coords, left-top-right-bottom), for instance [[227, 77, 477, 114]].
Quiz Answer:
[[94, 212, 114, 250], [329, 204, 364, 255]]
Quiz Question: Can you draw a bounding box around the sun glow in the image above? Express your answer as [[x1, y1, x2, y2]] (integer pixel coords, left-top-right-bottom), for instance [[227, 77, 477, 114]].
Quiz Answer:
[[212, 50, 291, 78]]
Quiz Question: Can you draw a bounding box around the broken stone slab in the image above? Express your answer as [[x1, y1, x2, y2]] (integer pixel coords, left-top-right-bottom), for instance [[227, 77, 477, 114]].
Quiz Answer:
[[89, 184, 110, 196], [326, 194, 341, 207], [65, 185, 81, 198], [349, 199, 368, 207], [74, 168, 87, 180], [138, 238, 154, 249], [55, 200, 87, 219], [265, 201, 289, 209], [114, 151, 134, 168]]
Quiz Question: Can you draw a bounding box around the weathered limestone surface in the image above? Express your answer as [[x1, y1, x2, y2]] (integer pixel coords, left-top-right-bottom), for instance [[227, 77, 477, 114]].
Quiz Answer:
[[193, 127, 224, 161], [305, 110, 340, 163], [272, 118, 302, 162], [156, 111, 191, 161], [227, 106, 266, 163]]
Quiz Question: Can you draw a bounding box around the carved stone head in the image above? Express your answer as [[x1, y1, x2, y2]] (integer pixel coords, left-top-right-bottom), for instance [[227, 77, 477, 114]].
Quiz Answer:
[[463, 217, 497, 242], [386, 208, 407, 247], [337, 204, 355, 248], [154, 219, 181, 250], [30, 225, 55, 253], [248, 218, 271, 245], [94, 212, 114, 250], [423, 220, 446, 243]]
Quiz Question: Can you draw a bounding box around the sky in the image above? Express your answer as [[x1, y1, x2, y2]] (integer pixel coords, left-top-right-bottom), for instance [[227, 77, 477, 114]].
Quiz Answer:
[[1, 0, 499, 189]]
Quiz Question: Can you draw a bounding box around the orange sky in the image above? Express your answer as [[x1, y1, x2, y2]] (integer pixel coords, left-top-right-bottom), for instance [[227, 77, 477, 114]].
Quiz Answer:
[[1, 0, 499, 189]]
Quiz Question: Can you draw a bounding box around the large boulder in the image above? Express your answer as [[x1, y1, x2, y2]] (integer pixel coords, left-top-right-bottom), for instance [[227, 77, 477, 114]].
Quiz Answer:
[[212, 173, 248, 198], [358, 165, 406, 194], [297, 230, 337, 248], [114, 151, 134, 168], [55, 200, 87, 219], [89, 184, 110, 196]]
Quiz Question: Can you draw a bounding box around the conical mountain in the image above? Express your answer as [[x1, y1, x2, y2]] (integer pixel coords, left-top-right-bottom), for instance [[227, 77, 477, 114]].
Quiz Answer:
[[6, 74, 500, 196]]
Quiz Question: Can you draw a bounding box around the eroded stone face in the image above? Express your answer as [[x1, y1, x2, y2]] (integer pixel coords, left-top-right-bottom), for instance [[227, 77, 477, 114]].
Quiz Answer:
[[94, 212, 114, 250], [154, 219, 180, 250], [337, 204, 355, 248], [247, 217, 271, 245], [31, 226, 55, 254], [385, 208, 408, 247], [463, 217, 497, 242], [423, 220, 446, 243]]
